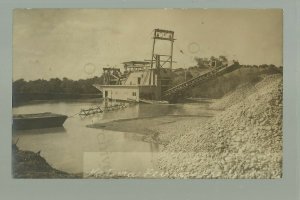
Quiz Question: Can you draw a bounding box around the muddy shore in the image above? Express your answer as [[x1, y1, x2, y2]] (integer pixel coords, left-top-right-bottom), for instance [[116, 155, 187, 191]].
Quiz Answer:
[[12, 144, 81, 178]]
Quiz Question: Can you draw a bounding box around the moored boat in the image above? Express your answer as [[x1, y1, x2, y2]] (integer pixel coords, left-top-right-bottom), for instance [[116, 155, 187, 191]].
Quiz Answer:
[[13, 112, 68, 130]]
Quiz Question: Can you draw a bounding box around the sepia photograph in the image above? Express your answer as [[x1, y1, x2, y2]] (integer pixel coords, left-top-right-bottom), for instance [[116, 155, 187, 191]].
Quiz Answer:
[[12, 9, 283, 179]]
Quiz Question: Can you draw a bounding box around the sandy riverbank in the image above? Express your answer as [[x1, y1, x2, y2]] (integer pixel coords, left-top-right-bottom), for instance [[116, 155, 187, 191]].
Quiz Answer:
[[87, 115, 213, 145]]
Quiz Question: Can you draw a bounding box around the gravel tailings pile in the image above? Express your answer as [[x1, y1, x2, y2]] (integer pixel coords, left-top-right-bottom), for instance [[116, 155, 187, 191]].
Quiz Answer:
[[156, 74, 283, 178]]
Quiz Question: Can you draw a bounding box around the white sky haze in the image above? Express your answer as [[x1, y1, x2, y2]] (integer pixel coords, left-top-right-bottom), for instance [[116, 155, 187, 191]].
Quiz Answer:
[[13, 9, 283, 80]]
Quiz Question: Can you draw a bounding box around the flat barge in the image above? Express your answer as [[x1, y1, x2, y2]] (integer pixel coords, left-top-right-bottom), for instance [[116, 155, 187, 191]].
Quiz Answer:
[[13, 112, 68, 130]]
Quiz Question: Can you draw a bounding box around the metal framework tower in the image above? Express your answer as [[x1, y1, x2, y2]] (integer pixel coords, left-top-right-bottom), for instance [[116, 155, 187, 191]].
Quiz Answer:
[[150, 29, 175, 70]]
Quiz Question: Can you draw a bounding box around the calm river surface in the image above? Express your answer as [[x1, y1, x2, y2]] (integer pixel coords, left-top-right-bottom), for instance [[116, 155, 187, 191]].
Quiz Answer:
[[13, 98, 215, 175]]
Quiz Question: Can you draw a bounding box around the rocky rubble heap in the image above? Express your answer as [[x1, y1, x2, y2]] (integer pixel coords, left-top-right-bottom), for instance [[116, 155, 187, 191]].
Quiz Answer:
[[156, 74, 283, 178], [209, 83, 258, 110]]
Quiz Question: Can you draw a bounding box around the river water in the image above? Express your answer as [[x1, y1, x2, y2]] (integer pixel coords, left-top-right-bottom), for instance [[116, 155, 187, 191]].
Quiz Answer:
[[12, 98, 215, 176]]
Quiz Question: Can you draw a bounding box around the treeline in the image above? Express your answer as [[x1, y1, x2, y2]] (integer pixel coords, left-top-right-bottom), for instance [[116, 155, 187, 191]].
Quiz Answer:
[[13, 76, 103, 94], [12, 76, 104, 106]]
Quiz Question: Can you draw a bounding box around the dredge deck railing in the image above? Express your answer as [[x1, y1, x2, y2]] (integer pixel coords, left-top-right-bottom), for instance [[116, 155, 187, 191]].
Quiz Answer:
[[161, 62, 241, 99]]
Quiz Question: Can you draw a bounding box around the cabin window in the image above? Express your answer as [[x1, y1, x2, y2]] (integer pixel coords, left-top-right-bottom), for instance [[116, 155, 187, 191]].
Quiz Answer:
[[132, 92, 136, 96], [104, 91, 108, 97], [137, 77, 141, 85]]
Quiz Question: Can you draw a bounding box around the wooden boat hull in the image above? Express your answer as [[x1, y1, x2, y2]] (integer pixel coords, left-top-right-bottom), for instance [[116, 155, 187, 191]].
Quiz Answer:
[[13, 113, 68, 130]]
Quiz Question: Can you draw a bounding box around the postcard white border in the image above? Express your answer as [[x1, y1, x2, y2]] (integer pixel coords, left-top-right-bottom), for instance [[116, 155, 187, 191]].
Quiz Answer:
[[0, 0, 299, 200]]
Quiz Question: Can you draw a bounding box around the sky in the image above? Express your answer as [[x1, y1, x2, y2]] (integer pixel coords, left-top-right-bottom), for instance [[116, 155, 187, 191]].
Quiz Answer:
[[13, 9, 283, 81]]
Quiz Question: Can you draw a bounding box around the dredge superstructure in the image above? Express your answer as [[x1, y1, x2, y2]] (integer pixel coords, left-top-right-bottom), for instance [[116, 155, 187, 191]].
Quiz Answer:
[[94, 29, 174, 102], [94, 29, 240, 102]]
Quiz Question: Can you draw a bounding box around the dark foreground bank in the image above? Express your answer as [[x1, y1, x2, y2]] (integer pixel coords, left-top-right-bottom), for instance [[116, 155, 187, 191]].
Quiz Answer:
[[12, 144, 81, 178]]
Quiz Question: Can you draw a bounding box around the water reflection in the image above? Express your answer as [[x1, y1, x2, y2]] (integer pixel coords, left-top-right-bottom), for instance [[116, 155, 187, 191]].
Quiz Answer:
[[12, 98, 214, 174]]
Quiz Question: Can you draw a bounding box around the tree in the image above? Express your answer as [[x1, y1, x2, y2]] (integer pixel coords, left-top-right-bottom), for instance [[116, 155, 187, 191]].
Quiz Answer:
[[13, 79, 26, 93], [194, 57, 210, 69]]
